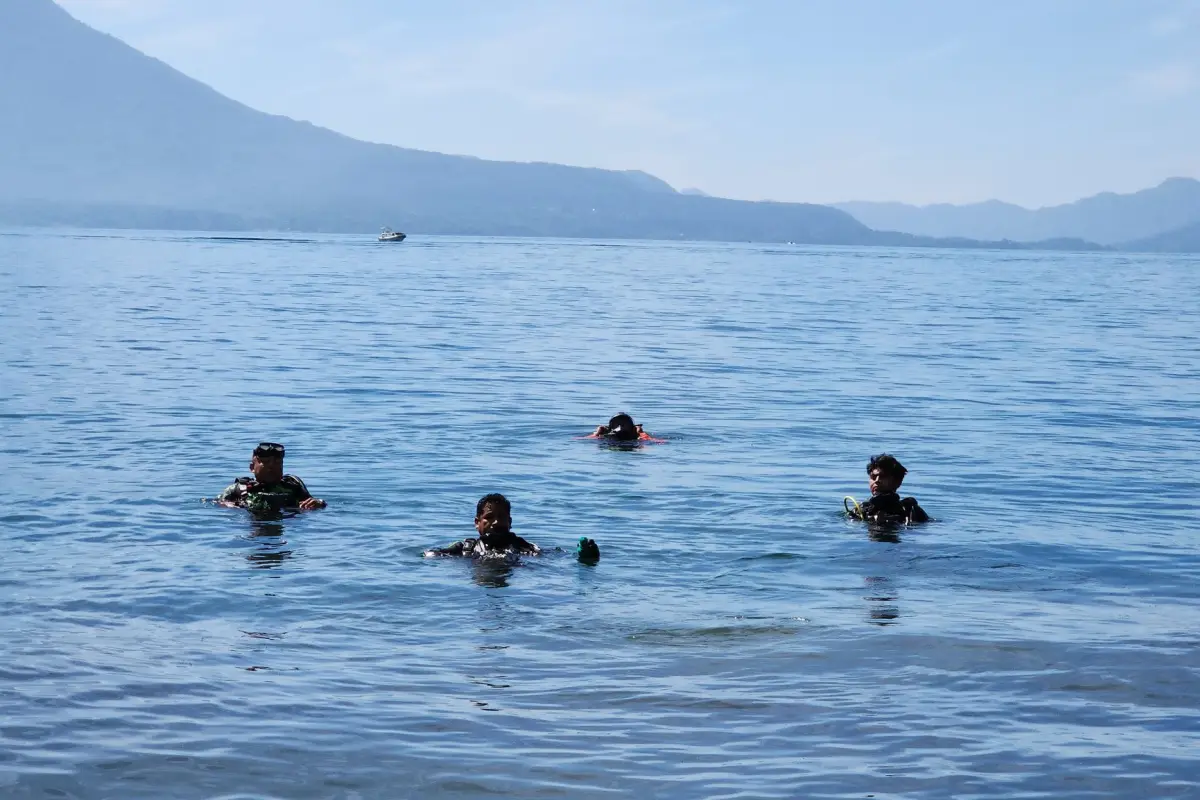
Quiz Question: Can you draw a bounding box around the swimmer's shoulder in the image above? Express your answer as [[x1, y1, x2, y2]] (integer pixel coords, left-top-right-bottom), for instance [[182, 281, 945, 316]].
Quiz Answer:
[[512, 534, 540, 554], [280, 474, 312, 497], [901, 496, 930, 523]]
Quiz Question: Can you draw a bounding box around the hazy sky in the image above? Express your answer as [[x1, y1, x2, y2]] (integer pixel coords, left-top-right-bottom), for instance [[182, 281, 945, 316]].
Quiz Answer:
[[57, 0, 1200, 207]]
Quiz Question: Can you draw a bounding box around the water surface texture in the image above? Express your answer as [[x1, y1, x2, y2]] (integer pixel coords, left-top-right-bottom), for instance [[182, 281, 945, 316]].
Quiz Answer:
[[2, 231, 1199, 799]]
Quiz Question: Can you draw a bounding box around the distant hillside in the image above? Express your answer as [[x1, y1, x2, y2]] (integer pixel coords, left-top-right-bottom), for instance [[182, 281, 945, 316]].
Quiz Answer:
[[1119, 220, 1200, 253], [837, 178, 1200, 246], [0, 0, 877, 244]]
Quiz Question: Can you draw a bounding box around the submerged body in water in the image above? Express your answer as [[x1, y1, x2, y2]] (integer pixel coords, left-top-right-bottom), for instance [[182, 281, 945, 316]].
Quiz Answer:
[[426, 529, 541, 560], [220, 474, 315, 515], [849, 491, 929, 525]]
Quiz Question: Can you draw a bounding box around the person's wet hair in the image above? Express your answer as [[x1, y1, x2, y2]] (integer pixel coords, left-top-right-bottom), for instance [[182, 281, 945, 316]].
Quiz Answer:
[[606, 412, 638, 441], [867, 453, 907, 480], [476, 493, 511, 518]]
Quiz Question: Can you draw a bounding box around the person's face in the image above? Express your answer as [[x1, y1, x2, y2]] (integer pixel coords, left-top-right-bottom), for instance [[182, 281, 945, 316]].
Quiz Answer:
[[250, 453, 283, 482], [475, 503, 512, 537], [868, 468, 902, 496]]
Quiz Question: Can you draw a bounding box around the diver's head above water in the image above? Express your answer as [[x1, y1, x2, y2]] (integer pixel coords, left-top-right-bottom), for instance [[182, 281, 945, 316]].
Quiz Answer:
[[423, 493, 537, 558], [250, 442, 286, 484], [602, 412, 640, 441], [867, 453, 907, 496], [475, 493, 513, 542]]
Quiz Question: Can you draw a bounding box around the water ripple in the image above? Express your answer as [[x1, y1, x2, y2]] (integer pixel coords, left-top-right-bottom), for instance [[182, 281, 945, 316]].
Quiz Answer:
[[1, 232, 1198, 798]]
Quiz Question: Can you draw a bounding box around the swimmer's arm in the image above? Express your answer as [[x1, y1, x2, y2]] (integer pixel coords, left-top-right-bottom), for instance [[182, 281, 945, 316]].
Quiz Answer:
[[299, 497, 326, 510], [216, 481, 246, 507], [423, 540, 468, 557]]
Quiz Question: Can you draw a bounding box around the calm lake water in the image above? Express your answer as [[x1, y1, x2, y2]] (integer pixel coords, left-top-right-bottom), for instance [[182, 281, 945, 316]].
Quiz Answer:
[[1, 230, 1198, 799]]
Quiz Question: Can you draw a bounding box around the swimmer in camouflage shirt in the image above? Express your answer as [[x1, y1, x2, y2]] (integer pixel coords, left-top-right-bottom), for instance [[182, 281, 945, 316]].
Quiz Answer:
[[218, 442, 326, 514]]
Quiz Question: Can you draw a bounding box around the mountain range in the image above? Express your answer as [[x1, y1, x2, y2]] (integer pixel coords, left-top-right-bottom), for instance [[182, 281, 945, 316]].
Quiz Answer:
[[0, 0, 871, 244], [2, 0, 1198, 252], [835, 178, 1200, 248], [1121, 219, 1200, 253]]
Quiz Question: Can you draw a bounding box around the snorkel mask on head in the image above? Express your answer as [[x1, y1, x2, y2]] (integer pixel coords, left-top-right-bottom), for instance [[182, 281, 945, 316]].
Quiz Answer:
[[254, 442, 285, 459]]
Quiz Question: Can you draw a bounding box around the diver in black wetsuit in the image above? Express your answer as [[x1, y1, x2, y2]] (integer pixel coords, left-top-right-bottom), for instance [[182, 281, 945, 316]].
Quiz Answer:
[[423, 493, 600, 563], [424, 494, 539, 559], [848, 454, 929, 525]]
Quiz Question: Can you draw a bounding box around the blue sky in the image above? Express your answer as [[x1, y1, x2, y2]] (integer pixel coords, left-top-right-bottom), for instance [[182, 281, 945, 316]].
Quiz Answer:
[[57, 0, 1200, 207]]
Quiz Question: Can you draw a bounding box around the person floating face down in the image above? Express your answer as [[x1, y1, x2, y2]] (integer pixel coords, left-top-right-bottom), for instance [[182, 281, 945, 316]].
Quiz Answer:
[[218, 442, 326, 514], [848, 454, 929, 525], [591, 412, 649, 442], [424, 494, 540, 559]]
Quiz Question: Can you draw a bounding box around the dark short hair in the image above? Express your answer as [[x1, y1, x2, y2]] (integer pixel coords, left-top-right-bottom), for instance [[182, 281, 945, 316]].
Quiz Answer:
[[476, 493, 511, 518], [867, 453, 907, 478], [608, 412, 635, 428], [254, 442, 285, 459], [607, 412, 638, 441]]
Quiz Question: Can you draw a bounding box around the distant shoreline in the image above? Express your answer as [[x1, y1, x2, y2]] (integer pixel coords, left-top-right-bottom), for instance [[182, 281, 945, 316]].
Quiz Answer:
[[6, 221, 1182, 256]]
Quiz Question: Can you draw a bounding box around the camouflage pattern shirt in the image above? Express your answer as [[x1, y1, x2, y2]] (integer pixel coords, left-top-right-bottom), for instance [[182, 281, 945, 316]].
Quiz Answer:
[[218, 475, 313, 514]]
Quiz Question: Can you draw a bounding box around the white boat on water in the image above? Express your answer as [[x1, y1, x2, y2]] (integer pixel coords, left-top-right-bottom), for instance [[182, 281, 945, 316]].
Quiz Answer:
[[378, 227, 407, 242]]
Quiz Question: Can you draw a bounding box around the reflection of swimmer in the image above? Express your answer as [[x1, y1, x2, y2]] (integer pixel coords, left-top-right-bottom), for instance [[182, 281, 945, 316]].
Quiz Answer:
[[471, 559, 515, 588], [864, 576, 900, 625], [244, 518, 293, 568], [424, 494, 540, 559], [588, 412, 657, 442], [217, 442, 326, 514], [846, 454, 929, 525]]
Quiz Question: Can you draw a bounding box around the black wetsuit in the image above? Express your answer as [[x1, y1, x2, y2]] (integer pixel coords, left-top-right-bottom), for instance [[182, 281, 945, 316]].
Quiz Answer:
[[853, 492, 929, 524], [425, 530, 541, 559]]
